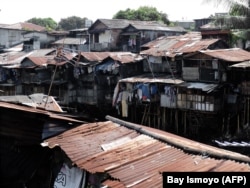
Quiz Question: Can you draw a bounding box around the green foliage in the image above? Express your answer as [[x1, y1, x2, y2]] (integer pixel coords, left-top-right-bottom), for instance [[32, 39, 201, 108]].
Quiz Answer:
[[113, 6, 170, 25], [26, 17, 57, 30], [57, 16, 88, 31], [204, 0, 250, 40]]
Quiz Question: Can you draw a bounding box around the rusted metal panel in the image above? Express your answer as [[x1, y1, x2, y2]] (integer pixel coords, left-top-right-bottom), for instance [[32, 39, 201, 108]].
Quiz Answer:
[[140, 32, 223, 57], [79, 52, 144, 64], [3, 22, 46, 31], [80, 52, 110, 62], [43, 116, 250, 188], [0, 101, 83, 123], [20, 56, 67, 68], [200, 48, 250, 62]]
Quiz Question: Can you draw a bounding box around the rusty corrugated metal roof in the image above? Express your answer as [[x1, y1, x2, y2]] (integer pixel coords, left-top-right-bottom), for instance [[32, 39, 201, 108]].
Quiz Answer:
[[200, 48, 250, 62], [140, 32, 221, 57], [0, 51, 34, 65], [20, 56, 68, 67], [177, 39, 220, 53], [80, 52, 110, 62], [141, 32, 201, 49], [43, 116, 250, 188], [3, 22, 46, 32], [0, 49, 59, 66], [0, 101, 83, 123], [79, 52, 144, 64]]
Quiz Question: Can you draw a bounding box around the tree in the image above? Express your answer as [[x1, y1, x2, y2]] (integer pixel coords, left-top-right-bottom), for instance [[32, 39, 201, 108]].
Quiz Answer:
[[58, 16, 88, 31], [26, 17, 57, 31], [203, 0, 250, 49], [113, 6, 170, 25]]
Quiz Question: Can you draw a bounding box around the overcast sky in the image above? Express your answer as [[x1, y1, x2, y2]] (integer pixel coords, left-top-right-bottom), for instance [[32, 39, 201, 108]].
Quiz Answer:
[[0, 0, 227, 24]]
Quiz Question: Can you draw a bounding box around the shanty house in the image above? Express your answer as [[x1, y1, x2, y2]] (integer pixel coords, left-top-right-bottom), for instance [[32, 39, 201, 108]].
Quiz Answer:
[[172, 48, 250, 138], [88, 19, 186, 52], [112, 74, 184, 127], [182, 48, 250, 83], [72, 52, 144, 114], [0, 49, 56, 96], [18, 51, 76, 109], [140, 32, 229, 76], [228, 60, 250, 137], [199, 21, 231, 46], [69, 52, 110, 107], [88, 19, 130, 52], [119, 21, 186, 53]]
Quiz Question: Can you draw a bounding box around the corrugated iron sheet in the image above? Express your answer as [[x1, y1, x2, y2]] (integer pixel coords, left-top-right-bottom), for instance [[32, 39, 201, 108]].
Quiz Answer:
[[19, 56, 67, 68], [140, 32, 209, 57], [0, 101, 83, 123], [79, 52, 144, 64], [0, 51, 34, 65], [3, 22, 46, 31], [80, 52, 110, 62], [0, 49, 57, 67], [43, 116, 250, 188], [200, 48, 250, 62]]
